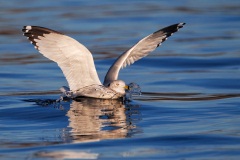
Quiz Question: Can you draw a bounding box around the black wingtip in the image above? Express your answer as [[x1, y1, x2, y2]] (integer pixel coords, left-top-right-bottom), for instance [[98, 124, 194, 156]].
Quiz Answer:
[[22, 26, 32, 34], [178, 22, 186, 28]]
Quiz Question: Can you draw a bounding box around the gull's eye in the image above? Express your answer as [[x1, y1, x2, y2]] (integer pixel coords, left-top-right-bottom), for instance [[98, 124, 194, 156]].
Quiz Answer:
[[116, 83, 119, 86]]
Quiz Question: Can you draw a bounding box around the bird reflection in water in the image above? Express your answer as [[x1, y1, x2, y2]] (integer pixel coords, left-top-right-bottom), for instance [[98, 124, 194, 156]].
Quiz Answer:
[[65, 98, 141, 143], [25, 98, 141, 159], [25, 97, 142, 143]]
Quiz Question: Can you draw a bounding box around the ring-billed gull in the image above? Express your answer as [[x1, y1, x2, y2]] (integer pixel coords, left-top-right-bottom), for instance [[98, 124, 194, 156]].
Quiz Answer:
[[22, 23, 185, 99]]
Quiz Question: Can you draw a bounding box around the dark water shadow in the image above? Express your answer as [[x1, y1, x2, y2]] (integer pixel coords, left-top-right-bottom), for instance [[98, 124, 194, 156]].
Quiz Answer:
[[0, 90, 61, 96], [136, 92, 240, 101]]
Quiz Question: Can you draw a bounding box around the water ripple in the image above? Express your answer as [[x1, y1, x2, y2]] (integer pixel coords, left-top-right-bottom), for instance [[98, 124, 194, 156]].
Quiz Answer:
[[136, 92, 240, 101]]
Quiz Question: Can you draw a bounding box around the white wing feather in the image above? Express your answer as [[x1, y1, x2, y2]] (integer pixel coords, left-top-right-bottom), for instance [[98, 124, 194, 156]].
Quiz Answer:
[[104, 23, 185, 86], [22, 26, 101, 91]]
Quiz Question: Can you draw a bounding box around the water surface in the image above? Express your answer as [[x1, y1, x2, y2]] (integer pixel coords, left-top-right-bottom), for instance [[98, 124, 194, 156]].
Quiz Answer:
[[0, 0, 240, 159]]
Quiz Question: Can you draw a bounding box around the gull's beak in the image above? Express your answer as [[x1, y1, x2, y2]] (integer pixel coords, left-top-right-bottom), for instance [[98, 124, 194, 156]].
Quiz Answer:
[[124, 85, 130, 90]]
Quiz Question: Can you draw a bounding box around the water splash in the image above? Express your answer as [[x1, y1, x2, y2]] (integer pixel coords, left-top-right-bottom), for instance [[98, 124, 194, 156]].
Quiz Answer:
[[125, 82, 142, 100]]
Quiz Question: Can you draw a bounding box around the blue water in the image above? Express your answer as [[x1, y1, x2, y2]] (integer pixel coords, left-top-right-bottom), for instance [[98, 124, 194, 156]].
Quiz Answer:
[[1, 0, 240, 159]]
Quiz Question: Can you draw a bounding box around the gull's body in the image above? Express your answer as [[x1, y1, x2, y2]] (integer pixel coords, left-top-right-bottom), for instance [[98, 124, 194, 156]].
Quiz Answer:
[[22, 23, 185, 99]]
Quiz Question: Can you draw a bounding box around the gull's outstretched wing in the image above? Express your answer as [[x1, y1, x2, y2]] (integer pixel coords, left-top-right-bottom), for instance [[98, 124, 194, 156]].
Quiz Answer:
[[22, 26, 101, 91], [103, 23, 185, 86]]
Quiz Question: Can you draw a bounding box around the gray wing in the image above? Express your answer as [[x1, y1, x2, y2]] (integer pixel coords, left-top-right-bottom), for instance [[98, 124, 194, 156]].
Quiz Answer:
[[22, 26, 101, 91], [103, 23, 185, 86]]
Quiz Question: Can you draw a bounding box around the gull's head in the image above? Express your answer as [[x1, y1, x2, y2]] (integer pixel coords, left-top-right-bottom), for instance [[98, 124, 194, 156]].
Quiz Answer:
[[108, 80, 128, 95]]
